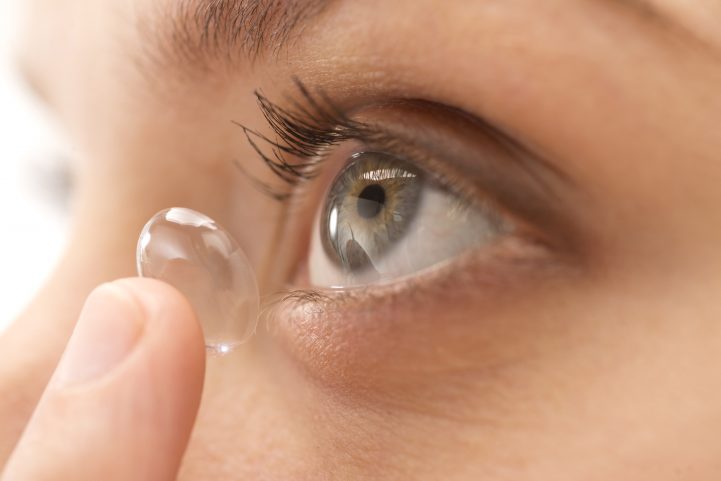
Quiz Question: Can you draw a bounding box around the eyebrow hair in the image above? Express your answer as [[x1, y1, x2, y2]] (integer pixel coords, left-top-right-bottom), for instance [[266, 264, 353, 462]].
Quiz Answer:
[[155, 0, 331, 70], [146, 0, 713, 77]]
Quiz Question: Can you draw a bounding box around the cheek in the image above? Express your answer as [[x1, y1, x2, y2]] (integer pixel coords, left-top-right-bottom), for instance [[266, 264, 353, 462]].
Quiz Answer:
[[259, 258, 721, 469], [179, 351, 323, 480]]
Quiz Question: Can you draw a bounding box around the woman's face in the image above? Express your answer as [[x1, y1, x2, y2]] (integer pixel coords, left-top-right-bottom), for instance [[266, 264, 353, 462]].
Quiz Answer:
[[12, 0, 721, 478]]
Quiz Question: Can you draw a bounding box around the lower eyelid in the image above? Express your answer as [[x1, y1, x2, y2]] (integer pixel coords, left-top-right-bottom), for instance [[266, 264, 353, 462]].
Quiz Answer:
[[262, 236, 572, 394]]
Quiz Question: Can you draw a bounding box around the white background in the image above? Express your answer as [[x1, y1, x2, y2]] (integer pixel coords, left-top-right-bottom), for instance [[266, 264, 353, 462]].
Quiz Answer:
[[0, 0, 71, 330]]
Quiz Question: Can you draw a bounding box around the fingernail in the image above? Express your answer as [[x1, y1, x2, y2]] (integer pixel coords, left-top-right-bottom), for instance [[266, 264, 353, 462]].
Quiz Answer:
[[53, 283, 144, 388]]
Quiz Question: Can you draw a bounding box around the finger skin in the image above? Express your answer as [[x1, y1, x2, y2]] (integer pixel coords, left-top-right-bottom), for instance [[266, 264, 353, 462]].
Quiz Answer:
[[0, 244, 137, 464], [2, 278, 205, 481]]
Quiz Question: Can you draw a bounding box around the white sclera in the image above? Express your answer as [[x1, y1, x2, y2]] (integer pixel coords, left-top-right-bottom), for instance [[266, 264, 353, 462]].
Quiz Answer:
[[136, 208, 259, 355]]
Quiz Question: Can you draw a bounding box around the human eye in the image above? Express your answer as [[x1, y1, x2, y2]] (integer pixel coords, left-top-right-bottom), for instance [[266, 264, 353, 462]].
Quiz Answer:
[[308, 150, 510, 287], [240, 81, 575, 290]]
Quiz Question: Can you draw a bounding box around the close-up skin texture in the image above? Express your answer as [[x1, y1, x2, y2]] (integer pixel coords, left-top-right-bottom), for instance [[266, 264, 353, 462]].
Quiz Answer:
[[2, 0, 721, 479]]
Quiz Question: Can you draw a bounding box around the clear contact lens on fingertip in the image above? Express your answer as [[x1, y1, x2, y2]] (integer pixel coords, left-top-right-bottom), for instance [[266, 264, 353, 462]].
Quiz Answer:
[[136, 207, 260, 355]]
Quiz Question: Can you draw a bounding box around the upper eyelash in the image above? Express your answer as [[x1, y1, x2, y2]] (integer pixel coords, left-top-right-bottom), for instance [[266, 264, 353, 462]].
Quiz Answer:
[[235, 78, 570, 208], [233, 77, 371, 201]]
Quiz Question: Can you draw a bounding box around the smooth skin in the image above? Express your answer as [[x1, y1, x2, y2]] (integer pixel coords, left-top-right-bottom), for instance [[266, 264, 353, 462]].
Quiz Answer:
[[2, 0, 721, 479]]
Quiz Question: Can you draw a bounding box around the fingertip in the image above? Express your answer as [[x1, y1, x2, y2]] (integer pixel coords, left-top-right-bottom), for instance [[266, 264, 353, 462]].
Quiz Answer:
[[112, 277, 196, 324], [115, 278, 204, 345], [113, 276, 206, 378]]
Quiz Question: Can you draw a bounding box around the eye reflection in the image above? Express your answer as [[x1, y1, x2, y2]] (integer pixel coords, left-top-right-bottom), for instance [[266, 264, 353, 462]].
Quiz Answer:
[[308, 151, 511, 287], [356, 184, 385, 218]]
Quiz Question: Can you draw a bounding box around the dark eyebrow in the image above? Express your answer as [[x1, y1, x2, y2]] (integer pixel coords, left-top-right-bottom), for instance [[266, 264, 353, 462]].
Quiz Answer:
[[148, 0, 332, 71], [144, 0, 715, 77]]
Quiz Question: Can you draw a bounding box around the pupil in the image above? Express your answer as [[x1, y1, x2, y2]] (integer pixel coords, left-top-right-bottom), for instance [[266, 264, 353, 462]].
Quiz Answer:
[[357, 184, 386, 219]]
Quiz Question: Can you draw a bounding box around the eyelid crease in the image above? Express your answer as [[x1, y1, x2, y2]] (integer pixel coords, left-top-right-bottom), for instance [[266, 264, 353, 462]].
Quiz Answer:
[[358, 103, 571, 200]]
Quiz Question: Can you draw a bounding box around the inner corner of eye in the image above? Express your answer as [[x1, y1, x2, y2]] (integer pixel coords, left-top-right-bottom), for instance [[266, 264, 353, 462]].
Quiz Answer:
[[305, 149, 510, 288]]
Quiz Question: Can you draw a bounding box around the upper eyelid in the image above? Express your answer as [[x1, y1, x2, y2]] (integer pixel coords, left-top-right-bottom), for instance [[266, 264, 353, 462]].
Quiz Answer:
[[360, 103, 572, 197], [234, 78, 568, 193], [235, 80, 581, 252], [379, 106, 583, 251], [331, 104, 582, 256]]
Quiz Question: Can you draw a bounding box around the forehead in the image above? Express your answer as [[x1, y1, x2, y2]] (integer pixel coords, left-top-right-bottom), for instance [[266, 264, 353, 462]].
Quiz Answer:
[[141, 0, 721, 77]]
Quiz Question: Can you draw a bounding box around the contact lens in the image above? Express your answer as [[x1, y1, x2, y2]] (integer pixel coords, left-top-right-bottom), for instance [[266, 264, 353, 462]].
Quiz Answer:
[[136, 208, 259, 355]]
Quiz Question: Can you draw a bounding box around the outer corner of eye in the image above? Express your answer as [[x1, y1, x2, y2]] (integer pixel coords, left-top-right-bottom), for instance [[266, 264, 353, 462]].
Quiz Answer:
[[305, 151, 516, 289]]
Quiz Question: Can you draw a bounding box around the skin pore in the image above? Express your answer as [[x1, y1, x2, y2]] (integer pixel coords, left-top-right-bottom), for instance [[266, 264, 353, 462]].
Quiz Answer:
[[2, 0, 721, 479]]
